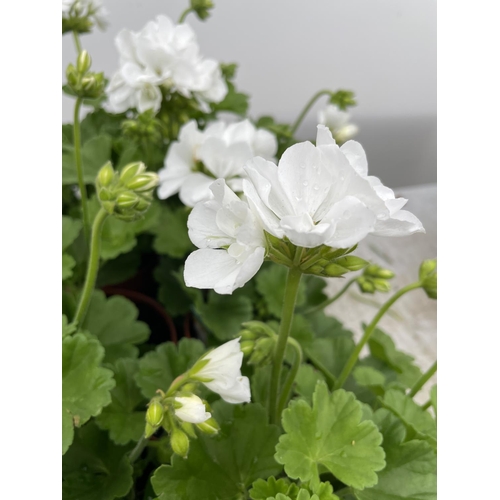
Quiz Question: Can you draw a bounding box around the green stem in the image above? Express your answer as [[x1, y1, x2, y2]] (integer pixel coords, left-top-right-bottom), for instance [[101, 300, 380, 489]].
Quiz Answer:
[[269, 266, 302, 424], [304, 278, 356, 315], [178, 7, 193, 23], [72, 208, 109, 326], [73, 97, 91, 245], [335, 282, 422, 389], [129, 435, 148, 464], [277, 338, 303, 417], [421, 400, 432, 411], [165, 374, 189, 397], [290, 89, 333, 135], [409, 361, 437, 397], [305, 349, 336, 389], [72, 30, 82, 54]]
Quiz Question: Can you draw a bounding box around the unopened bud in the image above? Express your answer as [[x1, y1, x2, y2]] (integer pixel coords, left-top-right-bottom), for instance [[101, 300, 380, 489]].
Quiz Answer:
[[66, 64, 78, 87], [372, 279, 391, 293], [146, 399, 164, 428], [170, 428, 190, 458], [77, 50, 92, 73], [240, 340, 255, 356], [249, 337, 275, 366], [120, 162, 146, 184], [239, 329, 256, 341], [324, 263, 349, 277], [196, 417, 220, 435], [97, 162, 115, 188], [422, 273, 437, 300], [180, 422, 197, 438], [419, 259, 437, 281], [145, 422, 156, 438], [335, 256, 369, 272], [126, 173, 159, 192], [116, 192, 139, 210], [358, 279, 375, 294]]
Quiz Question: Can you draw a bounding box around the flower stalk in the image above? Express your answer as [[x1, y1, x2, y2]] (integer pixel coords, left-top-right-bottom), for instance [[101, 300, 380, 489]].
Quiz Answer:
[[290, 89, 333, 135], [304, 278, 357, 315], [269, 265, 302, 424], [277, 337, 303, 418], [73, 97, 91, 245], [72, 208, 109, 327], [408, 361, 437, 397], [335, 281, 422, 389]]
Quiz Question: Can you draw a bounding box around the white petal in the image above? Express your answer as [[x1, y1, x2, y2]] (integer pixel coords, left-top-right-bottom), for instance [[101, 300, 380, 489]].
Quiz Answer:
[[280, 213, 335, 248], [315, 124, 337, 147], [208, 376, 251, 404], [340, 140, 368, 177], [187, 201, 233, 249], [253, 128, 278, 159], [373, 210, 425, 237], [179, 173, 215, 207], [174, 395, 211, 424]]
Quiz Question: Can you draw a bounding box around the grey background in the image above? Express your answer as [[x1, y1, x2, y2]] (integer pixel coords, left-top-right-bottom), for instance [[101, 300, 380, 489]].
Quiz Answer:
[[62, 0, 436, 188]]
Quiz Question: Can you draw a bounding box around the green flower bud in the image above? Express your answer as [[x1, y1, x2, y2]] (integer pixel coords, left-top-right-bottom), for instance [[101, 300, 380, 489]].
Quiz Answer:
[[170, 428, 190, 458], [419, 259, 437, 281], [324, 263, 349, 277], [335, 256, 369, 272], [307, 265, 324, 275], [181, 422, 197, 439], [77, 50, 92, 73], [146, 399, 164, 428], [181, 383, 198, 393], [240, 340, 255, 356], [358, 279, 375, 294], [249, 337, 275, 366], [196, 417, 220, 436], [422, 273, 437, 300], [372, 278, 391, 293], [97, 162, 115, 188], [364, 264, 395, 280], [239, 329, 256, 341], [116, 192, 139, 210], [145, 422, 156, 438], [126, 173, 159, 192], [120, 162, 146, 184], [66, 64, 78, 87]]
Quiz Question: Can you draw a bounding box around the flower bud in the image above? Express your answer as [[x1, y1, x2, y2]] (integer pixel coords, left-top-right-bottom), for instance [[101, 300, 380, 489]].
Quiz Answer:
[[240, 340, 255, 356], [364, 264, 395, 280], [249, 337, 275, 366], [324, 263, 349, 277], [372, 278, 391, 293], [116, 192, 139, 210], [145, 422, 156, 438], [419, 259, 437, 282], [358, 278, 375, 294], [170, 428, 190, 458], [335, 256, 369, 272], [146, 399, 164, 428], [77, 50, 92, 73], [120, 162, 146, 184], [180, 421, 197, 439], [126, 173, 159, 192], [419, 259, 437, 299], [239, 329, 256, 341], [196, 417, 220, 435], [97, 161, 115, 188]]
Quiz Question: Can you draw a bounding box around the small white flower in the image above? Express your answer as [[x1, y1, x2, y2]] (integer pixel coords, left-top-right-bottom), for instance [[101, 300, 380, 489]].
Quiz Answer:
[[318, 104, 359, 144], [158, 119, 277, 207], [106, 15, 227, 114], [184, 178, 266, 294], [243, 125, 424, 250], [174, 394, 211, 424], [193, 338, 251, 404]]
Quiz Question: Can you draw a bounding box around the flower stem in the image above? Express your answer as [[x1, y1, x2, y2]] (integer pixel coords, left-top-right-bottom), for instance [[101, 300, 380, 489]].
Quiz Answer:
[[421, 399, 432, 411], [165, 374, 189, 397], [74, 97, 91, 245], [269, 266, 302, 424], [72, 208, 109, 327], [72, 30, 82, 54], [408, 361, 437, 397], [277, 338, 303, 417], [335, 282, 422, 389], [129, 435, 148, 464], [290, 89, 333, 135], [305, 349, 336, 389], [304, 278, 356, 315], [178, 8, 193, 23]]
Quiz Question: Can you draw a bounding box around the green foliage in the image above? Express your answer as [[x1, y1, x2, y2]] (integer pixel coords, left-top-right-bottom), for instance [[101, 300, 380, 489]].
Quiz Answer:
[[195, 290, 253, 341], [354, 409, 437, 499], [251, 478, 339, 500], [295, 364, 326, 403], [152, 205, 193, 258], [151, 403, 282, 499], [83, 290, 150, 363], [135, 338, 205, 398], [275, 382, 386, 490], [380, 390, 437, 449], [62, 134, 113, 185], [250, 477, 292, 499], [306, 336, 355, 379], [211, 81, 250, 116], [62, 423, 133, 500], [430, 385, 437, 417], [62, 333, 115, 454], [353, 366, 387, 397], [62, 216, 82, 281], [95, 358, 147, 445]]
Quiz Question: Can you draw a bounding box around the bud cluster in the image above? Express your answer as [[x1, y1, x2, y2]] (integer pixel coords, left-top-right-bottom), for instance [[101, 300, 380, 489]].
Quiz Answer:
[[356, 264, 395, 294], [62, 0, 107, 34], [419, 259, 437, 299], [96, 161, 159, 221], [66, 50, 105, 99], [329, 89, 357, 110], [122, 110, 164, 144], [239, 321, 277, 367], [190, 0, 215, 20]]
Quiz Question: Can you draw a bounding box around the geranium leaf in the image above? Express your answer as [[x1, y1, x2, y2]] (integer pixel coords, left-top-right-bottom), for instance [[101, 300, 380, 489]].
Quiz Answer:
[[62, 333, 115, 454], [295, 364, 326, 403], [95, 358, 147, 445], [275, 382, 386, 490], [306, 312, 354, 341], [195, 290, 253, 341], [256, 265, 306, 318], [353, 366, 387, 397], [249, 477, 291, 499], [379, 389, 437, 449], [83, 290, 150, 363], [62, 216, 82, 251], [153, 205, 193, 258], [62, 423, 133, 500], [354, 409, 437, 500], [135, 338, 205, 399], [62, 134, 112, 185], [151, 403, 282, 500], [306, 337, 355, 379], [63, 253, 77, 281]]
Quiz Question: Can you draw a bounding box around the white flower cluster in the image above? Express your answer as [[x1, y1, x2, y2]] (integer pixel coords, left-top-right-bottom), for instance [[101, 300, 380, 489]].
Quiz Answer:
[[62, 0, 107, 29], [158, 119, 277, 207], [318, 104, 359, 144], [184, 125, 424, 294], [106, 15, 227, 114]]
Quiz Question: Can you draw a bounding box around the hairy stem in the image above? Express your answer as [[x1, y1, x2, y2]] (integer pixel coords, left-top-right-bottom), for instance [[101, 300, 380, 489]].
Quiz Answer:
[[129, 435, 148, 464], [72, 208, 108, 327], [178, 8, 193, 23], [409, 361, 437, 397], [269, 266, 302, 424], [304, 278, 356, 315], [335, 282, 422, 389], [73, 97, 91, 245], [277, 338, 303, 417], [290, 89, 333, 135]]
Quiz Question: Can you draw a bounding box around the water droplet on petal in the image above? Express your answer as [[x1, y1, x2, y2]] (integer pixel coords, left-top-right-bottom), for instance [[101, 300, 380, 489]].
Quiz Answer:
[[302, 181, 309, 187], [313, 184, 319, 191]]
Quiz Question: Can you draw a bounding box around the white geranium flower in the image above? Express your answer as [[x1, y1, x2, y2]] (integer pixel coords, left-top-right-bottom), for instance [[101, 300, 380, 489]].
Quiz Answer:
[[184, 178, 266, 294], [158, 119, 277, 207], [192, 338, 251, 404], [106, 15, 227, 114], [174, 394, 211, 424], [318, 104, 359, 144], [243, 125, 424, 249], [62, 0, 108, 29]]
